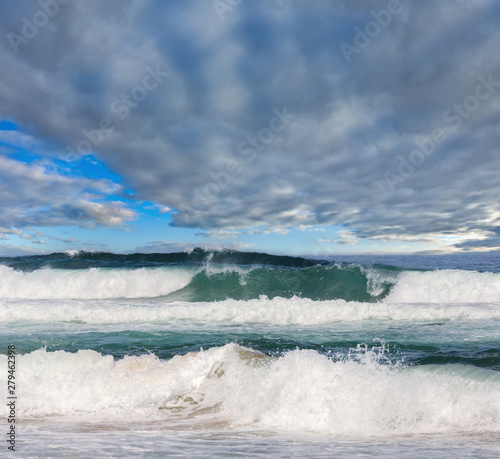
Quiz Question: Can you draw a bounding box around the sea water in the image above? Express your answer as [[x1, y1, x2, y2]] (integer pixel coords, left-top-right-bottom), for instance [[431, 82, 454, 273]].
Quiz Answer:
[[0, 249, 500, 457]]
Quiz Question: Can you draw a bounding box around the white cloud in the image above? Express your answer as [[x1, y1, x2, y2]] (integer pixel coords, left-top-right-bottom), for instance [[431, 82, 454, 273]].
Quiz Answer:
[[0, 155, 136, 229], [0, 243, 48, 257]]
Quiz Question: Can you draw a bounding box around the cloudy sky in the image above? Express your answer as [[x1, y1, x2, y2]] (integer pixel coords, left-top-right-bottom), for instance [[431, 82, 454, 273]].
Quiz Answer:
[[1, 0, 500, 256]]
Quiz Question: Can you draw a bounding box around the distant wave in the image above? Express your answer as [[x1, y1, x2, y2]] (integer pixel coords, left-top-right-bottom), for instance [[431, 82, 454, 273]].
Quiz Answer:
[[0, 248, 320, 271], [1, 344, 499, 436]]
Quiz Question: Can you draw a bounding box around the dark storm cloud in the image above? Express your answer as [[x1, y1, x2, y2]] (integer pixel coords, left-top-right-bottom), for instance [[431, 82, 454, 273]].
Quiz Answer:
[[1, 0, 500, 248]]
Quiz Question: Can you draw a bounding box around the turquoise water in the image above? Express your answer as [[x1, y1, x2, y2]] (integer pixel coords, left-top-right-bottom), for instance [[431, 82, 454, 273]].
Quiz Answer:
[[1, 249, 500, 457]]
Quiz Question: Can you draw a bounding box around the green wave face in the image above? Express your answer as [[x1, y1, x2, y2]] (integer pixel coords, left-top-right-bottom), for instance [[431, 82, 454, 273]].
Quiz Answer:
[[165, 265, 396, 303]]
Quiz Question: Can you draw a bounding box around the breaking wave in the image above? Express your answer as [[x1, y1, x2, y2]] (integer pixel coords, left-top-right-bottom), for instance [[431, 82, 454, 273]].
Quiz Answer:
[[1, 344, 499, 436], [1, 249, 499, 303]]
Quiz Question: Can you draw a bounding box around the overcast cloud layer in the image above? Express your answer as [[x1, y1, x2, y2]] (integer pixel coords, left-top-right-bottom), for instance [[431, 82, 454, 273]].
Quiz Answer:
[[1, 0, 500, 251]]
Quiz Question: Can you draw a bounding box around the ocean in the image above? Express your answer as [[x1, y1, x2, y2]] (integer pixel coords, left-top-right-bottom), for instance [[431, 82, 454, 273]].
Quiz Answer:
[[1, 248, 500, 458]]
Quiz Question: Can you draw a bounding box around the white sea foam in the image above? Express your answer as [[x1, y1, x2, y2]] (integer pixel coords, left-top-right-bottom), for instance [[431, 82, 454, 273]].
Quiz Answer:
[[0, 266, 194, 299], [1, 344, 499, 436], [385, 269, 500, 303], [1, 296, 499, 325], [361, 266, 399, 297]]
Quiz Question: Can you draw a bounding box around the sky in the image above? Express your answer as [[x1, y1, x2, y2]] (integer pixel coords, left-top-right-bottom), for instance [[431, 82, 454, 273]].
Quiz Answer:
[[1, 0, 500, 257]]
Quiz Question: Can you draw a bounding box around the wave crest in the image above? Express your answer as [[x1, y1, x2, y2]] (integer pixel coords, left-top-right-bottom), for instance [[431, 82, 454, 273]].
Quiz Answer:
[[0, 265, 194, 299]]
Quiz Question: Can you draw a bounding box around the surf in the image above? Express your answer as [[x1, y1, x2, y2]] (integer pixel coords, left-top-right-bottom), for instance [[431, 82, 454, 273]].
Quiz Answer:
[[1, 343, 499, 437]]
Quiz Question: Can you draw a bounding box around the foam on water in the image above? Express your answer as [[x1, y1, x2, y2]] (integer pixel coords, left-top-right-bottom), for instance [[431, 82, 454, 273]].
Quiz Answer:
[[1, 296, 499, 325], [1, 344, 499, 436]]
